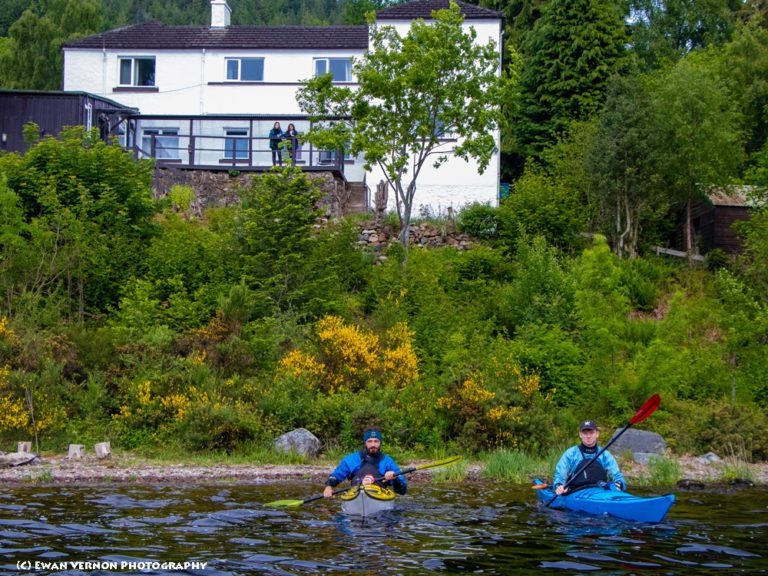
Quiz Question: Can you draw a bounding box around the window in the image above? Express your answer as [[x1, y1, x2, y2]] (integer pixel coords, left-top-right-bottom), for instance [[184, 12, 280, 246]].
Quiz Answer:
[[141, 128, 179, 159], [224, 128, 249, 160], [314, 58, 352, 82], [225, 58, 264, 82], [119, 57, 155, 86]]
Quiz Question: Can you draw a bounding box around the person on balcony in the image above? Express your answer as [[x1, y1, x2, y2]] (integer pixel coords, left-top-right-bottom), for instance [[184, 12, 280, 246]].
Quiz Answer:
[[283, 123, 301, 165], [269, 122, 283, 166]]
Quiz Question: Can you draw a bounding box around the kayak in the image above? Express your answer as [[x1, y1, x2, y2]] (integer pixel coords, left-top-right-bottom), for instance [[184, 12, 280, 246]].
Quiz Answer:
[[534, 479, 674, 523], [340, 484, 396, 516]]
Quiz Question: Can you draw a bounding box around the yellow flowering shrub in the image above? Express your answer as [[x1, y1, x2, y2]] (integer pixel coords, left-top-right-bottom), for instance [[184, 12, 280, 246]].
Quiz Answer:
[[1, 364, 27, 433], [437, 372, 525, 449], [159, 394, 192, 421], [381, 322, 419, 388], [0, 365, 61, 434], [0, 317, 16, 343], [277, 315, 420, 393]]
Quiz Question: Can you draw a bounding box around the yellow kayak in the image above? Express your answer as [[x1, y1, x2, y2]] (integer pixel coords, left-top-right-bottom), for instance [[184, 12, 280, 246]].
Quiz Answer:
[[340, 484, 396, 516]]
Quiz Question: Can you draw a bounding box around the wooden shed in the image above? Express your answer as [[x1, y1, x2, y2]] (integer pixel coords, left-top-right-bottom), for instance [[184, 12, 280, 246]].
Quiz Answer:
[[0, 89, 135, 154], [687, 188, 754, 255]]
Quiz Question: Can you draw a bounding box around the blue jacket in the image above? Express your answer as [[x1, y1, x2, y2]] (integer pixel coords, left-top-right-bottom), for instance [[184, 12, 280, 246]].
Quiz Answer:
[[553, 445, 626, 490], [327, 450, 407, 494]]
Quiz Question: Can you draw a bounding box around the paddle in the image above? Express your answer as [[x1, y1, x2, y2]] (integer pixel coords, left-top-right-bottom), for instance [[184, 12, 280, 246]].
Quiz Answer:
[[546, 393, 661, 508], [264, 455, 462, 508]]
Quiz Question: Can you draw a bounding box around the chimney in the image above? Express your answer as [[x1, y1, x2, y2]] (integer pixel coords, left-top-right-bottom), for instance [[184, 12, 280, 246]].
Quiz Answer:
[[210, 0, 231, 28]]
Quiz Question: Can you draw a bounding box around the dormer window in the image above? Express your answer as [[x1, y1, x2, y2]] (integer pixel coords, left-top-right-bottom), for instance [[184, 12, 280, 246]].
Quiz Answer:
[[119, 57, 155, 86], [314, 58, 352, 82], [226, 58, 264, 82]]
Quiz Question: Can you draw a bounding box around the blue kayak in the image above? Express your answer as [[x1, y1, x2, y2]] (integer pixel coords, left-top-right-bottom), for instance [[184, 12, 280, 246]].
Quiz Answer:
[[534, 479, 674, 523]]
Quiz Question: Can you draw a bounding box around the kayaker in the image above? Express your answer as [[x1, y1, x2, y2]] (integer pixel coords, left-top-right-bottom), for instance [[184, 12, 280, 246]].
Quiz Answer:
[[553, 420, 626, 495], [323, 426, 407, 498]]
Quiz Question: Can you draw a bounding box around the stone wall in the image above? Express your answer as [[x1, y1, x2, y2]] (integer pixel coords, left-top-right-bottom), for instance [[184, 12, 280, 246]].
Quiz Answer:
[[357, 221, 473, 255], [152, 167, 343, 216]]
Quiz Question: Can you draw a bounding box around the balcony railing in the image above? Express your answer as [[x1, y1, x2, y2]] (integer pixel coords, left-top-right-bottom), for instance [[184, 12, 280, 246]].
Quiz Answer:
[[122, 114, 362, 179]]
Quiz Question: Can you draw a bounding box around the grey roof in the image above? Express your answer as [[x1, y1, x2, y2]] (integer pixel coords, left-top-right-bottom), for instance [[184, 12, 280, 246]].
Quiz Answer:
[[376, 0, 500, 20], [63, 21, 368, 50]]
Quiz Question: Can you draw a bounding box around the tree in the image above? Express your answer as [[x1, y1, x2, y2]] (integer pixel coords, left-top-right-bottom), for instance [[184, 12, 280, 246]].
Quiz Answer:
[[514, 0, 628, 157], [0, 0, 101, 90], [650, 56, 743, 260], [587, 73, 666, 258], [628, 0, 741, 70], [297, 2, 503, 258]]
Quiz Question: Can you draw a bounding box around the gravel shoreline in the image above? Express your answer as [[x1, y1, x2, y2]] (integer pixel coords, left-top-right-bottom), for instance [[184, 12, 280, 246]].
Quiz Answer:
[[1, 454, 767, 486]]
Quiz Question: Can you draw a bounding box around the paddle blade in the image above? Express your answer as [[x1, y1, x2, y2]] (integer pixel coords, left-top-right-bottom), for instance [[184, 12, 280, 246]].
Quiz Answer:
[[264, 499, 305, 508], [629, 393, 661, 425], [413, 455, 462, 472]]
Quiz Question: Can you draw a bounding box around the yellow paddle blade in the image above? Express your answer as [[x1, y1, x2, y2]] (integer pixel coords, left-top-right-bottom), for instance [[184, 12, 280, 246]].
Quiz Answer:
[[264, 499, 305, 508], [412, 455, 462, 471]]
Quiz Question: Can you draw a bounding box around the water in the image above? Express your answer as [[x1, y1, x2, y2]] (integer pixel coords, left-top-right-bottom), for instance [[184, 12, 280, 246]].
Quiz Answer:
[[0, 481, 765, 575]]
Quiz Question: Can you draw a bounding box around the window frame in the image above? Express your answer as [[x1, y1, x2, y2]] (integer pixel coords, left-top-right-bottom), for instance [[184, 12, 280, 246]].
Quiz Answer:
[[223, 128, 249, 161], [118, 56, 156, 87], [141, 127, 179, 159], [225, 57, 265, 82], [314, 57, 353, 82]]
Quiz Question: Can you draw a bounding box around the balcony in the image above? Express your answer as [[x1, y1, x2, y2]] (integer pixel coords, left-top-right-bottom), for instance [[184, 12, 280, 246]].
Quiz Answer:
[[123, 114, 364, 181]]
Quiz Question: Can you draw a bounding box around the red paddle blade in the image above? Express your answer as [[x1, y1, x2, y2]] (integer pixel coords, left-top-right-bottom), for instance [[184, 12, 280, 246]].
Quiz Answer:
[[629, 393, 660, 425]]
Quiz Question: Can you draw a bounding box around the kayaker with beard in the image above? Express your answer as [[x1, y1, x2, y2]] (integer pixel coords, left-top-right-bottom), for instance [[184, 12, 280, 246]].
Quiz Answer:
[[553, 420, 626, 495], [323, 426, 407, 498]]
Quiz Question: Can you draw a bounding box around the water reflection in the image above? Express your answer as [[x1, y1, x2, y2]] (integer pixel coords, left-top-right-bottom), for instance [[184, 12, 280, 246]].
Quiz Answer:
[[0, 482, 765, 574]]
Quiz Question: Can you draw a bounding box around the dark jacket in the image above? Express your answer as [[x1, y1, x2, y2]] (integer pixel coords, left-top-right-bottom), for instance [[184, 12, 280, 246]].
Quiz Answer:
[[268, 127, 283, 150]]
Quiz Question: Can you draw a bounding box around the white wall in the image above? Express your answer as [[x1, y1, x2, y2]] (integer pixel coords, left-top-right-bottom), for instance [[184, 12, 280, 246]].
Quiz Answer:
[[64, 48, 361, 115]]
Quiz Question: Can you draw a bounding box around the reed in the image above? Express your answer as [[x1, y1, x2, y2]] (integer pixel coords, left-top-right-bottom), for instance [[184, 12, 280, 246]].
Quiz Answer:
[[635, 455, 682, 487], [480, 449, 551, 483], [431, 459, 469, 483], [720, 457, 755, 483]]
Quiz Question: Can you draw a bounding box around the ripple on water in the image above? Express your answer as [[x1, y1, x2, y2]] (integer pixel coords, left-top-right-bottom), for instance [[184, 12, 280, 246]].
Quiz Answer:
[[1, 482, 767, 574]]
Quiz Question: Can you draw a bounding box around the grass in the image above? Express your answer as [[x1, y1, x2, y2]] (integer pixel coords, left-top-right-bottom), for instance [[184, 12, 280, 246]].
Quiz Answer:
[[720, 457, 755, 483], [634, 455, 683, 487], [479, 449, 557, 483]]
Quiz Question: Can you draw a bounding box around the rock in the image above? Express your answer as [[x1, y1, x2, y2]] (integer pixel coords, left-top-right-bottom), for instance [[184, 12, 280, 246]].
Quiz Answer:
[[729, 478, 755, 487], [698, 451, 722, 463], [17, 441, 32, 453], [274, 428, 321, 458], [0, 452, 39, 467], [633, 452, 661, 465], [677, 478, 706, 489], [608, 428, 666, 456]]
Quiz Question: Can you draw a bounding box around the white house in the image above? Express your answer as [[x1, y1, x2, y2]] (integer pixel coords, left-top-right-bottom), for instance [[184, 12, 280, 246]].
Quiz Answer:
[[62, 0, 502, 211]]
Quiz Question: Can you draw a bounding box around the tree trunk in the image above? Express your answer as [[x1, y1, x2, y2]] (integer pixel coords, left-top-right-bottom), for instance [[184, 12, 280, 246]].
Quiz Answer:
[[685, 192, 693, 265]]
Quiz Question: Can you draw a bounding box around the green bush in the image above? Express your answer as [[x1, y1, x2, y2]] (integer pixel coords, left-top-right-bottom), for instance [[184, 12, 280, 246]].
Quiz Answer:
[[693, 402, 768, 461], [178, 403, 265, 453], [457, 202, 498, 240]]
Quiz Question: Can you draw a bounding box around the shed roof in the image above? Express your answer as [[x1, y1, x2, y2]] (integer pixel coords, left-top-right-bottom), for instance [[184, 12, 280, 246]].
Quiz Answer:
[[376, 0, 501, 20], [63, 22, 368, 50]]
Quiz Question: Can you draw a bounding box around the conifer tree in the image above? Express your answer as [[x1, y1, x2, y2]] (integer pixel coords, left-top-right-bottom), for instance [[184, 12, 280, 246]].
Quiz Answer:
[[514, 0, 628, 158]]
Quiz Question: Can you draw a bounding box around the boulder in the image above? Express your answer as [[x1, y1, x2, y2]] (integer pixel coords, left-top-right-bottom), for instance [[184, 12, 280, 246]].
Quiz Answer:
[[633, 452, 661, 465], [0, 452, 39, 468], [608, 428, 666, 456], [274, 428, 321, 458], [698, 451, 722, 464]]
